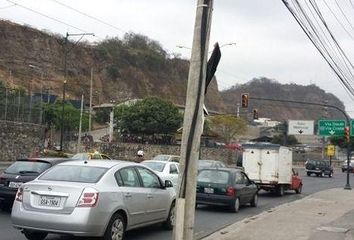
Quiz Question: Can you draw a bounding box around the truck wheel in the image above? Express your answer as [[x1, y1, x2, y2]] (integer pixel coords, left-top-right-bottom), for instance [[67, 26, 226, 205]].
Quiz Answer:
[[277, 185, 284, 196], [295, 185, 302, 194], [320, 171, 325, 177], [329, 172, 333, 178], [307, 172, 311, 176]]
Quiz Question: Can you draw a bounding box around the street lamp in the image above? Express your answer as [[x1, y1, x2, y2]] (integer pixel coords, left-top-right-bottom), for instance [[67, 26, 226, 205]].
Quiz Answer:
[[59, 32, 94, 152]]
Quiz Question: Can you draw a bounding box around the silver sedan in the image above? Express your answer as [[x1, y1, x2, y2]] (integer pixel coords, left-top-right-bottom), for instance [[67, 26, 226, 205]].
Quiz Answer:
[[11, 160, 176, 240]]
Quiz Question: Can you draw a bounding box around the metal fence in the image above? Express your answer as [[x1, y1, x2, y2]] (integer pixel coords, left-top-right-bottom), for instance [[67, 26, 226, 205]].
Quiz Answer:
[[0, 87, 45, 124]]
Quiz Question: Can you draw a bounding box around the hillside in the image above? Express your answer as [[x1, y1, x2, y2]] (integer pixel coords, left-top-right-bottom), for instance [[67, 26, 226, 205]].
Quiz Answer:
[[221, 77, 345, 121], [0, 20, 226, 112]]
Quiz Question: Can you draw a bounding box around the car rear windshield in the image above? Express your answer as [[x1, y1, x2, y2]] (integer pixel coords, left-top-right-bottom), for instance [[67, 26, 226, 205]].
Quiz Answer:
[[39, 165, 108, 183], [198, 170, 230, 184], [5, 160, 51, 175], [142, 162, 166, 172]]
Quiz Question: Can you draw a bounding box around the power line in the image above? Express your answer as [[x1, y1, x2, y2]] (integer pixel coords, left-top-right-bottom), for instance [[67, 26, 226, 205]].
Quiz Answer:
[[49, 0, 126, 34], [5, 0, 87, 33]]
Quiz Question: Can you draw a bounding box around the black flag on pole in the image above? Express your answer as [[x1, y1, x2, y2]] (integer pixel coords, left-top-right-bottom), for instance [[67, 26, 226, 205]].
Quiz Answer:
[[205, 42, 221, 94]]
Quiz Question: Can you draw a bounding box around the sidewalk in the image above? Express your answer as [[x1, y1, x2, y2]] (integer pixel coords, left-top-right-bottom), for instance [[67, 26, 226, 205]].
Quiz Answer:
[[203, 188, 354, 240]]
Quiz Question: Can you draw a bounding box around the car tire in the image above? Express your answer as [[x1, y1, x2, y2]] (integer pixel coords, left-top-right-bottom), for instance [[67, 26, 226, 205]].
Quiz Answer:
[[163, 202, 175, 230], [250, 194, 258, 207], [295, 184, 302, 194], [307, 172, 311, 176], [329, 172, 333, 178], [277, 185, 285, 196], [231, 197, 240, 213], [23, 230, 48, 240], [320, 171, 325, 177], [103, 213, 126, 240]]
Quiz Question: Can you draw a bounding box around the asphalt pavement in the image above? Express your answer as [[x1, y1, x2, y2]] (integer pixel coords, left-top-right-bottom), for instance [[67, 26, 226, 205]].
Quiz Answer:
[[203, 187, 354, 240]]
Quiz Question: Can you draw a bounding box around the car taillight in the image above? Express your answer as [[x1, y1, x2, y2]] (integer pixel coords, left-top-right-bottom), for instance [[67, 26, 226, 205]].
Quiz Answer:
[[226, 186, 235, 196], [0, 176, 5, 185], [77, 188, 99, 207], [15, 187, 23, 202]]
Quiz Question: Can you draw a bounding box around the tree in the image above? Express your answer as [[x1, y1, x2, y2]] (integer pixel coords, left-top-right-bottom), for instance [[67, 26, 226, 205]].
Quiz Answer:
[[117, 97, 183, 135], [329, 136, 354, 149], [271, 134, 299, 146], [208, 115, 247, 144], [43, 102, 89, 132]]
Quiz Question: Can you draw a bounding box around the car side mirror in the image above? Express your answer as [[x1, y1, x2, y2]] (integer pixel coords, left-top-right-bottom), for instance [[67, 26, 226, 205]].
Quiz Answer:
[[164, 180, 173, 188]]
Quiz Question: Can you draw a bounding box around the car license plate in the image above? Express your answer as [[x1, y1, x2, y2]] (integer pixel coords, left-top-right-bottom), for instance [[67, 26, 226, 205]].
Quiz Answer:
[[39, 196, 61, 207], [204, 187, 214, 194], [8, 182, 23, 188]]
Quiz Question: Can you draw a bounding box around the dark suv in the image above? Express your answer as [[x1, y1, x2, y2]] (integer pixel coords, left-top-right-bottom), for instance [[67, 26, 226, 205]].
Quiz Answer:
[[0, 158, 69, 211], [305, 160, 333, 177]]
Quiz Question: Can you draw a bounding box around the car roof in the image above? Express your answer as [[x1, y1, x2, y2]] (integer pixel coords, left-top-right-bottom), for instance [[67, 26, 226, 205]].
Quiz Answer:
[[16, 158, 69, 163], [57, 159, 140, 168], [142, 160, 178, 164], [199, 167, 240, 172]]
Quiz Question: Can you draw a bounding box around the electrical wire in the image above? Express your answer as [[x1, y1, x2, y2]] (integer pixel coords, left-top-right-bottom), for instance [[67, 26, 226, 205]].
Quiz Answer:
[[49, 0, 126, 34], [5, 0, 87, 33]]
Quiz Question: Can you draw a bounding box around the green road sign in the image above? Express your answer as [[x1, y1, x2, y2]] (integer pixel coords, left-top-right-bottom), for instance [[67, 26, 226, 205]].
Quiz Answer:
[[318, 120, 346, 136]]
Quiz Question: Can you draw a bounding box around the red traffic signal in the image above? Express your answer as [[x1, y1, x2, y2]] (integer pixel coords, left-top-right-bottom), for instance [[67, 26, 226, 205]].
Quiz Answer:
[[345, 126, 350, 143], [253, 109, 258, 119], [241, 93, 249, 108]]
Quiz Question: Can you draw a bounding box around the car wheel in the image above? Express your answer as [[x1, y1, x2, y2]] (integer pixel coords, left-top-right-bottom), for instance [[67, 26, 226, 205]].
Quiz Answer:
[[163, 202, 175, 230], [23, 230, 48, 240], [295, 184, 302, 194], [103, 213, 126, 240], [320, 171, 325, 177], [277, 185, 284, 196], [250, 194, 258, 207], [329, 172, 333, 178], [231, 197, 240, 212], [307, 172, 311, 176]]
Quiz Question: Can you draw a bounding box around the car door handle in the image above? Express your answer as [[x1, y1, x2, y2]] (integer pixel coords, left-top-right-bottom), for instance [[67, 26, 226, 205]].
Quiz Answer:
[[124, 193, 132, 198], [147, 194, 153, 199]]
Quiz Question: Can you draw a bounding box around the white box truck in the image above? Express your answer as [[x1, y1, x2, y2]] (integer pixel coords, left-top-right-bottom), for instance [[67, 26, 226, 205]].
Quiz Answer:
[[242, 143, 302, 196]]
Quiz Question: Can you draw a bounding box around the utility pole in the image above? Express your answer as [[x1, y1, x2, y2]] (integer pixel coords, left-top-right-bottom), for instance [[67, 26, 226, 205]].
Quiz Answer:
[[89, 67, 93, 135], [77, 94, 84, 153], [173, 1, 213, 240], [60, 32, 94, 151]]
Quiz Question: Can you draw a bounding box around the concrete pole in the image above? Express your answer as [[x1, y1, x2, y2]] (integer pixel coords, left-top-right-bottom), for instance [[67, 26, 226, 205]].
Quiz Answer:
[[109, 109, 114, 143], [173, 1, 213, 240], [89, 68, 93, 134], [77, 94, 84, 153]]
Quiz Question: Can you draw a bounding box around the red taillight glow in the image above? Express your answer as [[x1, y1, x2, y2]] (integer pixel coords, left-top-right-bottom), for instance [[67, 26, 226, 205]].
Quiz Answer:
[[0, 176, 5, 185], [77, 188, 99, 207], [15, 187, 23, 202], [226, 186, 235, 196]]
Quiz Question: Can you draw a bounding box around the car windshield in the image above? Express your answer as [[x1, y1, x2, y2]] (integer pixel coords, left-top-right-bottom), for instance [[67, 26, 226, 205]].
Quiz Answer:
[[5, 161, 51, 175], [39, 165, 108, 183], [198, 170, 230, 184], [141, 162, 166, 172], [152, 155, 170, 161]]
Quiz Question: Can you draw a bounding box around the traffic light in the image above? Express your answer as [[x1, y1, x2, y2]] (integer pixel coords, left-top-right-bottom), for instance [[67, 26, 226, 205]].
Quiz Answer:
[[241, 93, 249, 108], [253, 109, 258, 119], [344, 126, 350, 143]]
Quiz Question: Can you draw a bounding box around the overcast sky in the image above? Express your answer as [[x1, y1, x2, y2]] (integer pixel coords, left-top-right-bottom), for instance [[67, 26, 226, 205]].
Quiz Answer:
[[1, 0, 354, 117]]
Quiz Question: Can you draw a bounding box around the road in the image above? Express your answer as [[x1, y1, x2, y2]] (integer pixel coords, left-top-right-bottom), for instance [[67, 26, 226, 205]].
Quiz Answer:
[[1, 169, 353, 240]]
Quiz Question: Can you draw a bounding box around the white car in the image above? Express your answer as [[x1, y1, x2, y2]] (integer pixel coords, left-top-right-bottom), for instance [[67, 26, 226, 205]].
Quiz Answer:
[[141, 160, 180, 188]]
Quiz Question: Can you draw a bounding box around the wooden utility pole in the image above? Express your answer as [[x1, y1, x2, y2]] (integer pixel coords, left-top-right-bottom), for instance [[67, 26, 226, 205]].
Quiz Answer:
[[173, 1, 213, 240]]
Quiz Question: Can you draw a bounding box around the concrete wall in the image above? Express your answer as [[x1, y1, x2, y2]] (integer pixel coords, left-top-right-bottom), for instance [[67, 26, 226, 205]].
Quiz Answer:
[[0, 120, 45, 161]]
